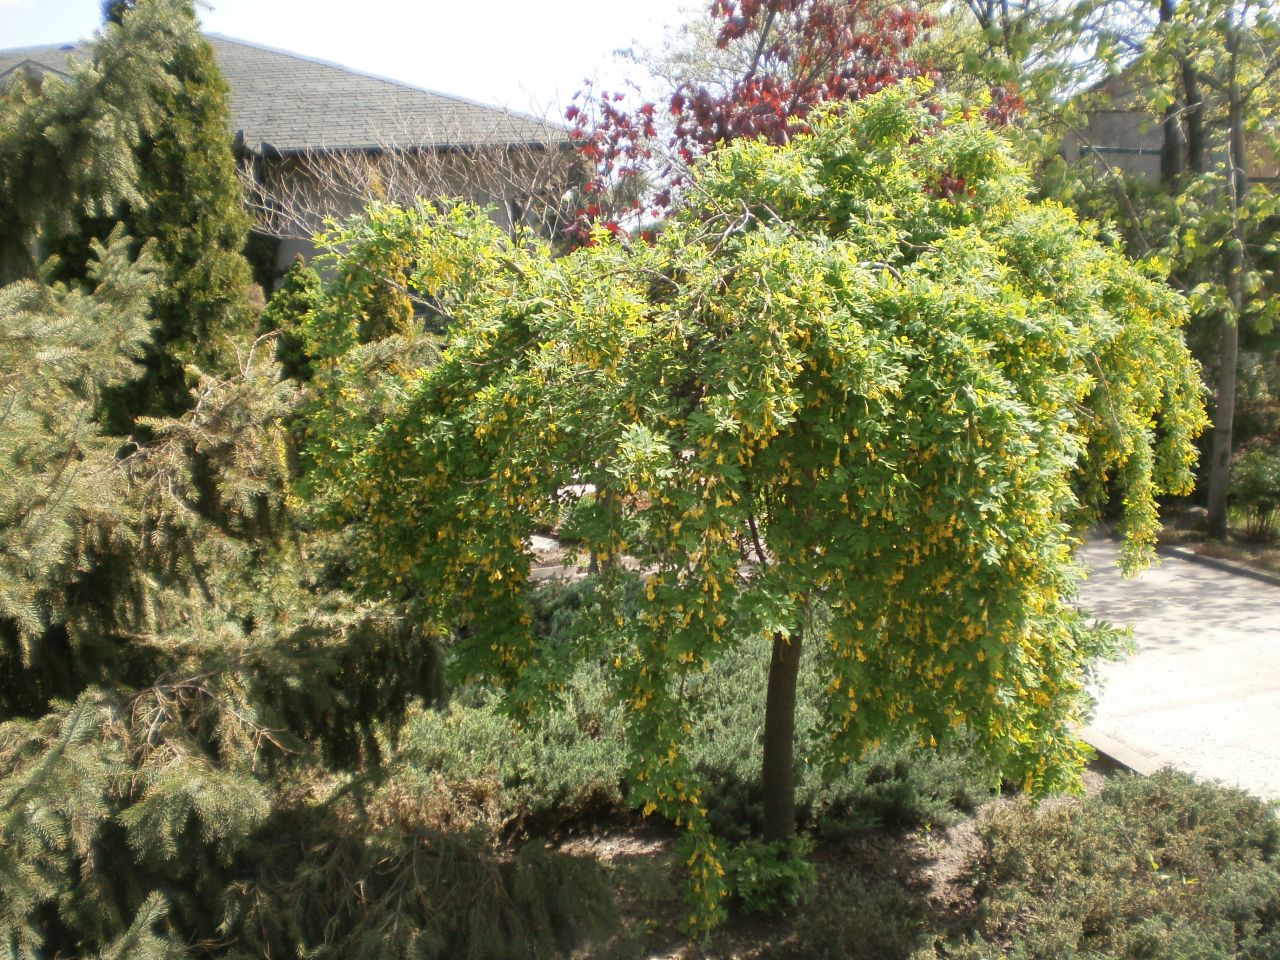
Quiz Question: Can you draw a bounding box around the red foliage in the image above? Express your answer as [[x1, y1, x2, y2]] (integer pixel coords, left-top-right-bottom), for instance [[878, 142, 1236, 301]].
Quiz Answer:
[[565, 0, 936, 242], [676, 0, 932, 148], [982, 81, 1025, 125], [926, 171, 972, 200]]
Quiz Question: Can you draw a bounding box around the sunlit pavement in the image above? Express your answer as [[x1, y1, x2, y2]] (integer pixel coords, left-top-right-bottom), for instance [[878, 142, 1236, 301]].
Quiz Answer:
[[1075, 538, 1280, 801]]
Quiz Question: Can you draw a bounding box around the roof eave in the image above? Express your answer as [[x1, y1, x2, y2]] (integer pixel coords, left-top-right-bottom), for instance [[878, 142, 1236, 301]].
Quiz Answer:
[[242, 139, 574, 159]]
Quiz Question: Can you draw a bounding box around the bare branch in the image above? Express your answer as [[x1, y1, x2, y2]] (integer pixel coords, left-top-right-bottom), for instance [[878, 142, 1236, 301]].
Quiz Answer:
[[239, 104, 584, 257]]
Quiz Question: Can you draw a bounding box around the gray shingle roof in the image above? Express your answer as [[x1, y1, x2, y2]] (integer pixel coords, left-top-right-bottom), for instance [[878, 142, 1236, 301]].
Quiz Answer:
[[0, 35, 568, 155], [0, 46, 78, 88]]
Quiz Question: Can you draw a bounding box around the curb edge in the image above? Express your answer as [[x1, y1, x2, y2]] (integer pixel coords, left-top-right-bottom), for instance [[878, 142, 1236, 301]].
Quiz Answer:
[[1082, 729, 1168, 776], [1157, 544, 1280, 589]]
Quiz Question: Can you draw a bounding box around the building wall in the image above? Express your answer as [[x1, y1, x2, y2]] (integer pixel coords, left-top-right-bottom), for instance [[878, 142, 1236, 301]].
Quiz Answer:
[[248, 145, 577, 289], [1061, 77, 1278, 186], [1061, 109, 1165, 181]]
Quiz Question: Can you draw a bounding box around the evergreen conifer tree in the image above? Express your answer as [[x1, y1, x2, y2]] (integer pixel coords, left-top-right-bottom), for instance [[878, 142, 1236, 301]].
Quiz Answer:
[[0, 248, 603, 954], [104, 0, 137, 21], [0, 230, 157, 715], [93, 0, 256, 430], [1, 8, 423, 954], [259, 255, 322, 380], [18, 0, 254, 431], [0, 0, 198, 285]]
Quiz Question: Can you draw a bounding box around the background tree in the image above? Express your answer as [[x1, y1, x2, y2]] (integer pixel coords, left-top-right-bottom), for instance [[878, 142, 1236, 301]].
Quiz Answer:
[[305, 88, 1206, 931], [934, 0, 1279, 537], [258, 254, 323, 380], [565, 0, 934, 237], [84, 0, 257, 430], [0, 0, 196, 284], [922, 0, 1137, 123], [1049, 0, 1278, 536], [1157, 0, 1280, 537]]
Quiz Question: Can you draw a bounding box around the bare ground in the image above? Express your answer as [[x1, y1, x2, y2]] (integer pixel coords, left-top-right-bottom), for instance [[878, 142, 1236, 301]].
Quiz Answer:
[[556, 762, 1111, 959]]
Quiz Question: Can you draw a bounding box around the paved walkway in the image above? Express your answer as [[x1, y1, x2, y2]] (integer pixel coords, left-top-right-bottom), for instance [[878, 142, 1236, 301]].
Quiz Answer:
[[1077, 539, 1280, 800]]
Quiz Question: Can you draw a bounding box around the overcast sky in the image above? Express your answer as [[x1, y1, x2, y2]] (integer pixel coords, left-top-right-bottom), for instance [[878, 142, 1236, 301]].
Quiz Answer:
[[0, 0, 697, 117]]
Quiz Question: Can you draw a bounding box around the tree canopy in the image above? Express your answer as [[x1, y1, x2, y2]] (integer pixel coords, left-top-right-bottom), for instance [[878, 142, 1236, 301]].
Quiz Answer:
[[306, 86, 1207, 930]]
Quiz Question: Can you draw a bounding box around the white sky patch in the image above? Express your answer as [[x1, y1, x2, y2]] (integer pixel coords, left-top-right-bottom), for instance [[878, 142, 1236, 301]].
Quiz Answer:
[[1, 0, 699, 117]]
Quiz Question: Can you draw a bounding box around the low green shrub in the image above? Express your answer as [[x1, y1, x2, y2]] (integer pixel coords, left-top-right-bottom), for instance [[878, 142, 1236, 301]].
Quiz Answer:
[[225, 810, 618, 960], [387, 576, 991, 932], [1231, 447, 1280, 542], [947, 769, 1280, 960], [723, 836, 817, 916], [394, 664, 629, 833], [683, 633, 992, 842], [780, 871, 932, 960], [400, 578, 990, 844], [806, 738, 990, 837]]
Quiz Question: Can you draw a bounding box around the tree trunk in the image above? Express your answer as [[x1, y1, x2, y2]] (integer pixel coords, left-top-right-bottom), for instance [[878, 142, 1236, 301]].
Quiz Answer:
[[1206, 23, 1249, 540], [761, 623, 803, 844], [1207, 305, 1240, 539], [1183, 62, 1206, 174], [1160, 102, 1187, 183], [1159, 0, 1187, 183]]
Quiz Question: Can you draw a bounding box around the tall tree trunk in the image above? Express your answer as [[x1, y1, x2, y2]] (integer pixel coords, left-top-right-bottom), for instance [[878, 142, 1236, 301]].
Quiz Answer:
[[762, 622, 803, 844], [1206, 22, 1249, 540], [1161, 103, 1187, 182], [1183, 62, 1206, 173], [1208, 298, 1240, 539], [1158, 0, 1187, 182]]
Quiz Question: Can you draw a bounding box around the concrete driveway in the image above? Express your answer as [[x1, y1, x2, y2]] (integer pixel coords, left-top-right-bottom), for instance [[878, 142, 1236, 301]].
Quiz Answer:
[[1075, 539, 1280, 800]]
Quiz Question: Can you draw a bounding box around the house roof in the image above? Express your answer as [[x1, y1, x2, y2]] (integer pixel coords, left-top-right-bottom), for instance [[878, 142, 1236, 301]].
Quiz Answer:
[[0, 34, 569, 156], [0, 50, 75, 87]]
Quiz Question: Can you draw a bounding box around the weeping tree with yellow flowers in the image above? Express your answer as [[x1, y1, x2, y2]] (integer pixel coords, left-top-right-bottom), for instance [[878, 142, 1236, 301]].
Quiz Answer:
[[304, 85, 1207, 931]]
